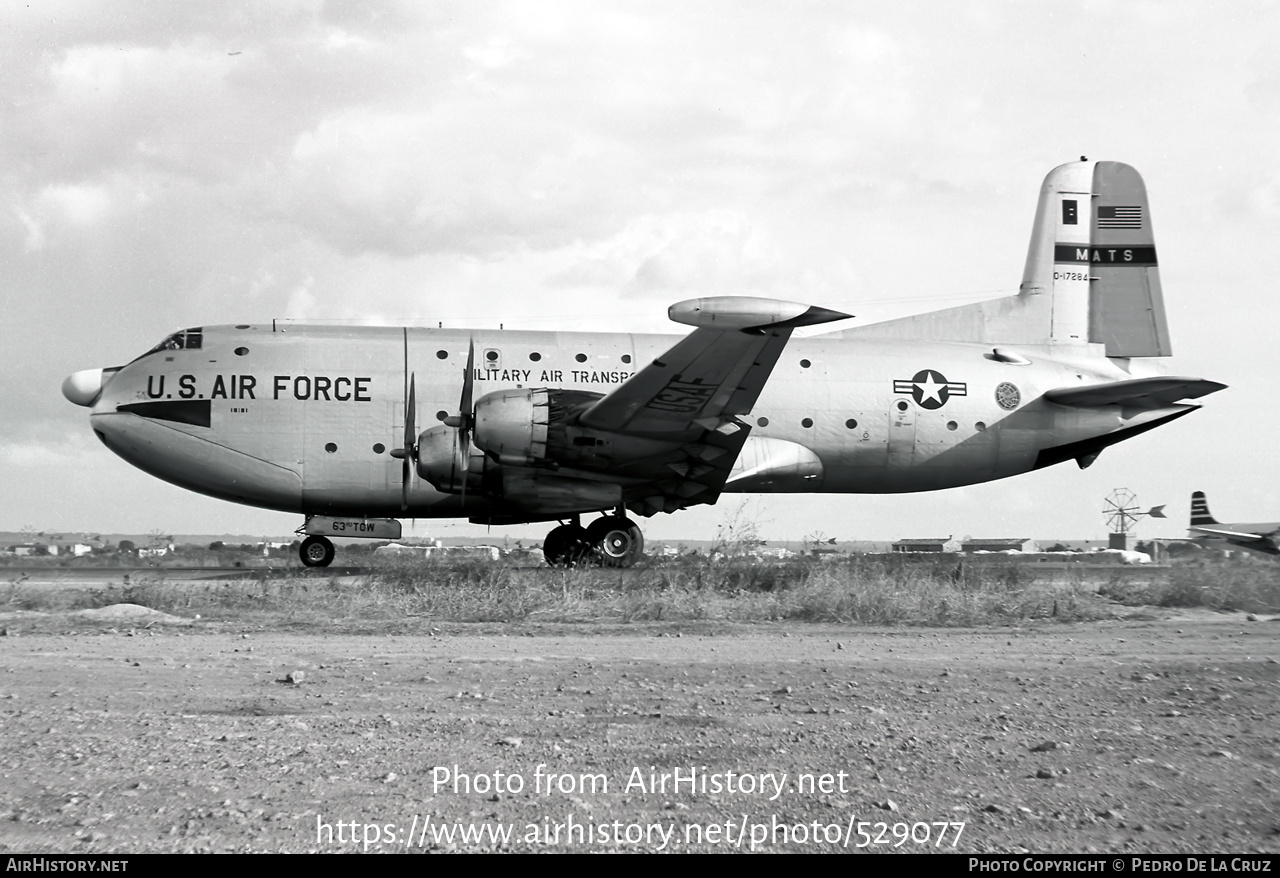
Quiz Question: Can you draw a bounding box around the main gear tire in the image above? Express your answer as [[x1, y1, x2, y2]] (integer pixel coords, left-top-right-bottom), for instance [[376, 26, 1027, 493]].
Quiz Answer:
[[586, 515, 645, 568], [543, 524, 593, 567]]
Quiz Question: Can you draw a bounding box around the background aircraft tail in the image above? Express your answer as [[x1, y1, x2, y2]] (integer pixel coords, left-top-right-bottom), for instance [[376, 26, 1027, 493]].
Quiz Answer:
[[1190, 491, 1218, 526], [845, 159, 1173, 357]]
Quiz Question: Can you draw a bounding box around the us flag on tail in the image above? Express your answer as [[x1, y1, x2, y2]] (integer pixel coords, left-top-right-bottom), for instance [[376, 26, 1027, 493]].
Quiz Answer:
[[1098, 205, 1143, 229]]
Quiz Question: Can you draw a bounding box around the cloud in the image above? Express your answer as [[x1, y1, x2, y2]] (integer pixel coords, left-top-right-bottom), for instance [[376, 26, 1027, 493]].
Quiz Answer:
[[3, 1, 1278, 539], [37, 183, 113, 227]]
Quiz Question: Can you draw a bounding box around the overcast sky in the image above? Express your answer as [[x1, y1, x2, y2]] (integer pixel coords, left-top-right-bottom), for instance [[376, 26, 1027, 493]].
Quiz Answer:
[[3, 1, 1277, 544]]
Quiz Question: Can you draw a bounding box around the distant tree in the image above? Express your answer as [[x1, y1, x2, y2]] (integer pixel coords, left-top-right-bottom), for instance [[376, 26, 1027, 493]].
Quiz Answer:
[[209, 541, 225, 551], [117, 539, 136, 553]]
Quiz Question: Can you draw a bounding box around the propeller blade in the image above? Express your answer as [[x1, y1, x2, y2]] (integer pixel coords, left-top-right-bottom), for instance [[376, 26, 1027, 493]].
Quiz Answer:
[[458, 340, 474, 505], [405, 373, 417, 450], [459, 337, 475, 443], [401, 374, 417, 510]]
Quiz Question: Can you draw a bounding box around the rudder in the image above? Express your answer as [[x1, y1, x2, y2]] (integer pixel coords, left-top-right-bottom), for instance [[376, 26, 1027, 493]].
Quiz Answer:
[[1190, 491, 1217, 526], [1021, 160, 1172, 356]]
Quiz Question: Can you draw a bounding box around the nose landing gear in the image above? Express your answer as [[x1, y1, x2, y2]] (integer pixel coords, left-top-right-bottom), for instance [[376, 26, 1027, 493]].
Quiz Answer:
[[543, 514, 645, 568], [299, 535, 335, 568]]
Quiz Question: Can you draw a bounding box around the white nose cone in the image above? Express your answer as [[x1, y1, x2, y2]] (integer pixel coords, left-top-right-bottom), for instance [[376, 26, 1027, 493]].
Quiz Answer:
[[62, 368, 104, 407]]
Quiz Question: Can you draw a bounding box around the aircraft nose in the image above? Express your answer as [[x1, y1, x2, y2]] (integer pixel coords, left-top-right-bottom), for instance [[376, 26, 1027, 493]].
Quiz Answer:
[[62, 368, 106, 407]]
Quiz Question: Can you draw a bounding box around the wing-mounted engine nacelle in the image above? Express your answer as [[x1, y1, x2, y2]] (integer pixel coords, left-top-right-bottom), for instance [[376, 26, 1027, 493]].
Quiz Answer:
[[416, 425, 482, 493], [473, 388, 551, 463], [471, 387, 605, 464]]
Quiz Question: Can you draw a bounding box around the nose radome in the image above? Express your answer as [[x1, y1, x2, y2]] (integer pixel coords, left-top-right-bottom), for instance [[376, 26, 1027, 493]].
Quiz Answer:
[[62, 368, 105, 407]]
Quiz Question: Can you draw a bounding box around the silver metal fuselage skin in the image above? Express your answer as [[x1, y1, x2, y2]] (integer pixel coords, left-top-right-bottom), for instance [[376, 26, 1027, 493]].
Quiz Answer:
[[87, 323, 1186, 521]]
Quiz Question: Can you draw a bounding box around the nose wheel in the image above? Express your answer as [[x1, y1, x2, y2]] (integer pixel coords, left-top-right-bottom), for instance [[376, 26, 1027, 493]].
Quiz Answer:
[[299, 535, 335, 568]]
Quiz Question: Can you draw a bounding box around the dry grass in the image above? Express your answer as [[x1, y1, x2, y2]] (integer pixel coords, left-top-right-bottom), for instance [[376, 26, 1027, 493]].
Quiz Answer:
[[0, 554, 1187, 631], [1097, 561, 1280, 613]]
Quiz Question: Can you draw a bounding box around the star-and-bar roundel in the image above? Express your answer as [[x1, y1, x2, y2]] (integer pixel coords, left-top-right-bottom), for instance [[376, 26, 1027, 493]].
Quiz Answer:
[[893, 369, 967, 410]]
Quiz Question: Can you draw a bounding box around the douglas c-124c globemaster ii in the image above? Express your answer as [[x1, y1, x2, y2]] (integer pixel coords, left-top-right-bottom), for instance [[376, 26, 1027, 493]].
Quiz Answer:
[[63, 160, 1225, 568]]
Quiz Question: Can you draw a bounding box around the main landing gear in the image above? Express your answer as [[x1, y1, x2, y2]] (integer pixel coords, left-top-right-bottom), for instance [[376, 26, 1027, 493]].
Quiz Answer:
[[543, 513, 645, 568], [299, 535, 335, 568]]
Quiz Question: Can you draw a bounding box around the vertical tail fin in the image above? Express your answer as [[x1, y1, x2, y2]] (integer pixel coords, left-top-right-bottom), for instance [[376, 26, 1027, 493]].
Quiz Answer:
[[841, 159, 1175, 353], [1021, 160, 1172, 356], [1190, 491, 1217, 526]]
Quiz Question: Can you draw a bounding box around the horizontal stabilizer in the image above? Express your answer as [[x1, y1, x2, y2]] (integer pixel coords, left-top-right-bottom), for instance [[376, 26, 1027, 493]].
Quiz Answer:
[[1044, 377, 1226, 408]]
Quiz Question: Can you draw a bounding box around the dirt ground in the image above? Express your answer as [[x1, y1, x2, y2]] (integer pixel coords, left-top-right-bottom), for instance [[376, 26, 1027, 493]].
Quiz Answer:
[[1, 606, 1277, 853]]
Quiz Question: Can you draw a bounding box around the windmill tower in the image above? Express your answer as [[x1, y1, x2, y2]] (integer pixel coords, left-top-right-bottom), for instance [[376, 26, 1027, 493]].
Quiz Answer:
[[1102, 488, 1166, 550]]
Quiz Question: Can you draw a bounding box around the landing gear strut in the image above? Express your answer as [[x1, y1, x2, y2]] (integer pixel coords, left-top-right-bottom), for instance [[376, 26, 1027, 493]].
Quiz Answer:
[[299, 535, 335, 568], [542, 514, 644, 568]]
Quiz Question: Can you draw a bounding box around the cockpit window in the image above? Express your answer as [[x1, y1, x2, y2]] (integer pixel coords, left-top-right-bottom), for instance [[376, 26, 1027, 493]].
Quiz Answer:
[[129, 328, 204, 364]]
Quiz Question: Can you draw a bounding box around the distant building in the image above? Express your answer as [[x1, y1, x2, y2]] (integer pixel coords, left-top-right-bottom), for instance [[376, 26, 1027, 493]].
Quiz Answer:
[[962, 538, 1038, 554], [892, 537, 961, 553], [375, 544, 501, 561]]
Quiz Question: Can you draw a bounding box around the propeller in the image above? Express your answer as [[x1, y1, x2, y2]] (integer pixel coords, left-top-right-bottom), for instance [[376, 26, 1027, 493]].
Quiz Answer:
[[392, 339, 477, 507], [390, 373, 417, 510], [442, 339, 476, 503]]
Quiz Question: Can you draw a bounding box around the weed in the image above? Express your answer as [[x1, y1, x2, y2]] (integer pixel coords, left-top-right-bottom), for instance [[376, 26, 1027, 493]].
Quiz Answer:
[[8, 554, 1274, 630]]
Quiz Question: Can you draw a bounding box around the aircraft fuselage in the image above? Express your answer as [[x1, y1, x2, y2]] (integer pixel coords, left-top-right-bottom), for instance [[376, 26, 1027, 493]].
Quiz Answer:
[[85, 322, 1193, 522]]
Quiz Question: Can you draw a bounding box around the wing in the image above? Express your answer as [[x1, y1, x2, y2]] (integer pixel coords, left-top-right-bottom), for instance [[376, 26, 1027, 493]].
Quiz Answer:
[[1189, 525, 1280, 556], [578, 297, 850, 437], [576, 297, 850, 517], [1044, 376, 1225, 408], [1190, 525, 1268, 541]]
